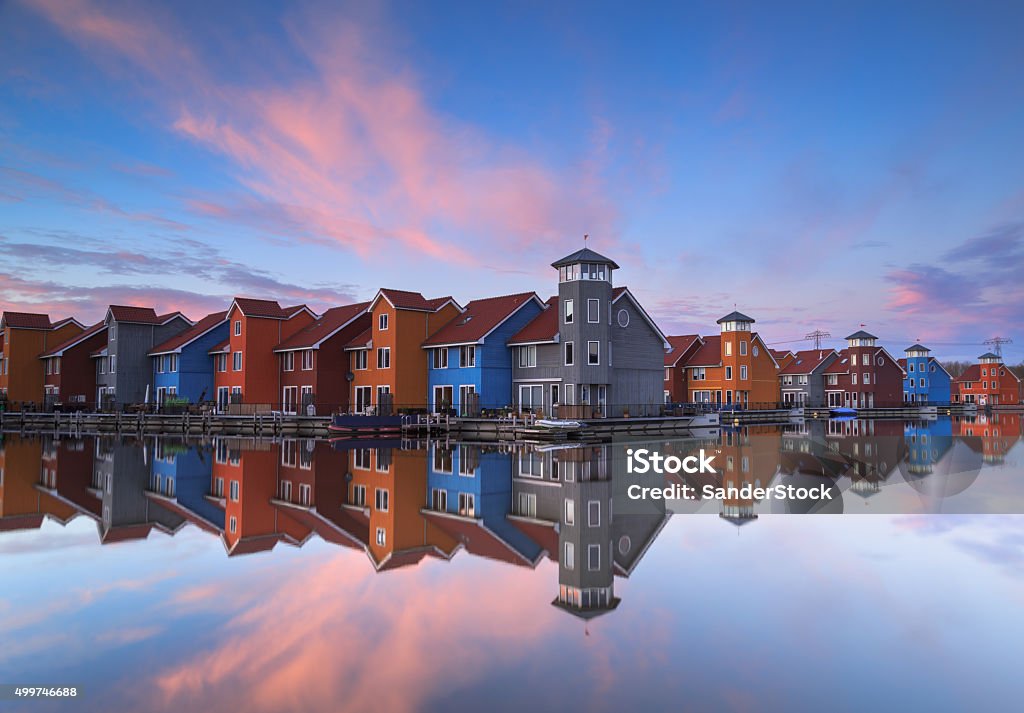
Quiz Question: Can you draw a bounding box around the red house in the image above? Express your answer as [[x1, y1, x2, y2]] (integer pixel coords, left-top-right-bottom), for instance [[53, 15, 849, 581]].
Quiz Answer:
[[212, 298, 316, 413], [952, 353, 1021, 406], [273, 302, 371, 415], [663, 334, 703, 403], [822, 330, 904, 408], [39, 322, 108, 409]]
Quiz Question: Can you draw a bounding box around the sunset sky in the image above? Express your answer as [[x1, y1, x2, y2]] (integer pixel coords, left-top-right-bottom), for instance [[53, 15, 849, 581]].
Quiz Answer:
[[1, 0, 1022, 362]]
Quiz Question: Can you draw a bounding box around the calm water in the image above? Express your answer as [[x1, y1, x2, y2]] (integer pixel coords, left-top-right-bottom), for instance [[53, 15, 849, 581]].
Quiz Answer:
[[2, 414, 1023, 712]]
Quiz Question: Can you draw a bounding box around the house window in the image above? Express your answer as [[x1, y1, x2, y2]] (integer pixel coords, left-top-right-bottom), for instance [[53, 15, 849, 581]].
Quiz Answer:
[[234, 320, 241, 336], [301, 349, 313, 370], [852, 373, 858, 385], [909, 363, 915, 373], [863, 373, 870, 385], [565, 341, 574, 366], [753, 346, 759, 357], [216, 353, 227, 372], [283, 352, 295, 371], [233, 351, 243, 371], [157, 357, 165, 374], [982, 368, 987, 376], [588, 341, 600, 365], [665, 368, 670, 381], [851, 354, 858, 366], [564, 299, 574, 324], [431, 488, 448, 511], [354, 448, 371, 469], [433, 348, 448, 369], [725, 366, 733, 380], [460, 345, 476, 367], [169, 354, 178, 373], [379, 313, 389, 331], [375, 488, 389, 512], [587, 298, 600, 323], [564, 498, 575, 525], [110, 355, 116, 373], [588, 500, 600, 527], [564, 542, 575, 570], [518, 345, 537, 368], [588, 544, 601, 571], [740, 365, 748, 380], [376, 528, 386, 546], [725, 342, 732, 357], [617, 309, 629, 327], [110, 324, 116, 341], [354, 350, 367, 370], [458, 492, 475, 516], [740, 341, 747, 356], [692, 367, 705, 380], [229, 516, 237, 534], [377, 347, 390, 369], [798, 375, 808, 385], [229, 480, 240, 502]]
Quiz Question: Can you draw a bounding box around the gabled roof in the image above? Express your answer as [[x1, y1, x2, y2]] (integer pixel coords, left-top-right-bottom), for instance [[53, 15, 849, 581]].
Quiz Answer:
[[770, 348, 794, 360], [905, 344, 930, 353], [229, 297, 314, 320], [845, 329, 877, 340], [953, 365, 982, 383], [507, 296, 559, 346], [683, 335, 723, 368], [665, 334, 703, 366], [343, 327, 373, 351], [39, 321, 107, 358], [716, 310, 754, 324], [421, 509, 544, 568], [423, 292, 542, 348], [275, 302, 370, 352], [779, 349, 837, 376], [52, 317, 85, 330], [824, 349, 851, 374], [208, 339, 229, 355], [149, 311, 227, 356], [550, 247, 620, 270], [612, 287, 669, 347], [1, 311, 53, 330], [371, 288, 461, 313]]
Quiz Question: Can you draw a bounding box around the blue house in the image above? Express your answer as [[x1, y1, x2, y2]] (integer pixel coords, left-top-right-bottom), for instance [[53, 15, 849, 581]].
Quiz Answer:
[[422, 292, 545, 415], [900, 344, 951, 404], [148, 438, 225, 533], [149, 311, 228, 406], [421, 442, 545, 567], [902, 417, 954, 478]]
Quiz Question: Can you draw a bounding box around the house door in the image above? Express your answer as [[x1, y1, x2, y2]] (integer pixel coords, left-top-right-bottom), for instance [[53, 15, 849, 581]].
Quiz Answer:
[[217, 387, 229, 413], [354, 386, 371, 413], [519, 384, 542, 411], [459, 385, 476, 416], [433, 385, 453, 413], [282, 386, 297, 414], [597, 385, 607, 414]]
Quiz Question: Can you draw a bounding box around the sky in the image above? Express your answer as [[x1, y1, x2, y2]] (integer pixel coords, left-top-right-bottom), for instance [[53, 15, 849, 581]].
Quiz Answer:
[[1, 0, 1022, 363]]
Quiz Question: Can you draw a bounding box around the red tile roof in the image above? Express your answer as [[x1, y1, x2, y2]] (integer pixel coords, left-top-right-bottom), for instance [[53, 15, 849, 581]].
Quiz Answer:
[[344, 327, 373, 351], [149, 311, 227, 355], [953, 365, 981, 383], [665, 334, 701, 366], [824, 349, 852, 374], [230, 298, 310, 319], [108, 305, 160, 323], [423, 292, 539, 347], [507, 296, 559, 345], [426, 296, 457, 310], [2, 311, 53, 330], [51, 317, 83, 330], [208, 339, 229, 355], [684, 335, 723, 367], [374, 288, 459, 312], [39, 321, 107, 358], [275, 303, 370, 351], [779, 349, 837, 375], [421, 510, 538, 567]]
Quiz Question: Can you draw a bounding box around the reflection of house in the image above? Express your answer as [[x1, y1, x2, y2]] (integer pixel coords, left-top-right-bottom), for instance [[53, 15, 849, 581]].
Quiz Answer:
[[899, 344, 951, 404], [822, 331, 905, 408], [421, 443, 545, 566], [147, 437, 224, 534], [0, 311, 84, 406], [902, 419, 954, 476], [663, 334, 704, 404], [826, 419, 907, 500], [39, 321, 108, 409], [778, 350, 839, 407], [149, 311, 228, 407], [717, 425, 782, 524], [954, 412, 1021, 464], [508, 249, 668, 418], [952, 353, 1020, 406], [423, 292, 545, 415], [274, 303, 370, 416], [0, 437, 78, 531]]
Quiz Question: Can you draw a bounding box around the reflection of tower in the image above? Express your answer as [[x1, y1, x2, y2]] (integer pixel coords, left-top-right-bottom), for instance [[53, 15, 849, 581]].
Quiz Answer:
[[717, 426, 781, 526], [552, 446, 619, 619]]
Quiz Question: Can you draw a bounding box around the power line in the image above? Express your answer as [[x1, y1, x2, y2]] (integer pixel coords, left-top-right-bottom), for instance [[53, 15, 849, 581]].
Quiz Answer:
[[983, 336, 1013, 357], [804, 329, 831, 350]]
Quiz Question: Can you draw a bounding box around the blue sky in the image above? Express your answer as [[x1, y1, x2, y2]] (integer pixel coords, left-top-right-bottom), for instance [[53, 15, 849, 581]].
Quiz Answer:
[[1, 0, 1022, 361]]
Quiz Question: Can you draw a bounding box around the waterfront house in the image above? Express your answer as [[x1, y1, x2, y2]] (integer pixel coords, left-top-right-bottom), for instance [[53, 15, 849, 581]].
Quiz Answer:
[[955, 412, 1020, 464], [0, 437, 78, 532], [678, 311, 781, 407], [148, 311, 228, 407], [507, 249, 668, 418], [344, 289, 462, 415], [821, 330, 905, 408], [94, 306, 192, 409], [824, 419, 908, 498], [778, 349, 840, 407], [147, 438, 224, 535], [273, 302, 371, 416], [663, 334, 704, 403], [212, 298, 316, 414], [770, 349, 797, 370], [39, 321, 108, 410], [0, 312, 84, 407], [898, 344, 952, 404], [422, 292, 545, 415], [952, 353, 1020, 406]]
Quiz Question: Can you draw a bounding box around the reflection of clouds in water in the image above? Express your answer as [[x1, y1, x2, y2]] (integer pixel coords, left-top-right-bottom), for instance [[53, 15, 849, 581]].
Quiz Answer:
[[894, 514, 1024, 578]]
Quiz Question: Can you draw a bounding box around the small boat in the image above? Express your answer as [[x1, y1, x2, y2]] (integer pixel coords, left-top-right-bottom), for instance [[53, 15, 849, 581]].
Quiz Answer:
[[830, 407, 858, 417], [961, 402, 978, 412], [535, 418, 586, 431]]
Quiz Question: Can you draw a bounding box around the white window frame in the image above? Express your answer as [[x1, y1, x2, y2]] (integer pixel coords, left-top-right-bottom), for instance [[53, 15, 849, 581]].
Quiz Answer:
[[588, 340, 600, 365], [378, 313, 389, 331], [377, 347, 391, 369], [234, 320, 241, 336], [564, 341, 574, 366], [233, 351, 243, 371], [564, 299, 574, 324], [301, 349, 313, 371], [587, 298, 600, 323]]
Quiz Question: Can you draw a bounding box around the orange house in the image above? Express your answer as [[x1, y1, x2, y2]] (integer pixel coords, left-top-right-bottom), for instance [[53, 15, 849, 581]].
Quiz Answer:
[[345, 289, 461, 414], [0, 312, 84, 406], [344, 444, 459, 571], [679, 311, 781, 407], [663, 334, 703, 403], [0, 437, 78, 532], [212, 298, 316, 413], [952, 353, 1021, 406]]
